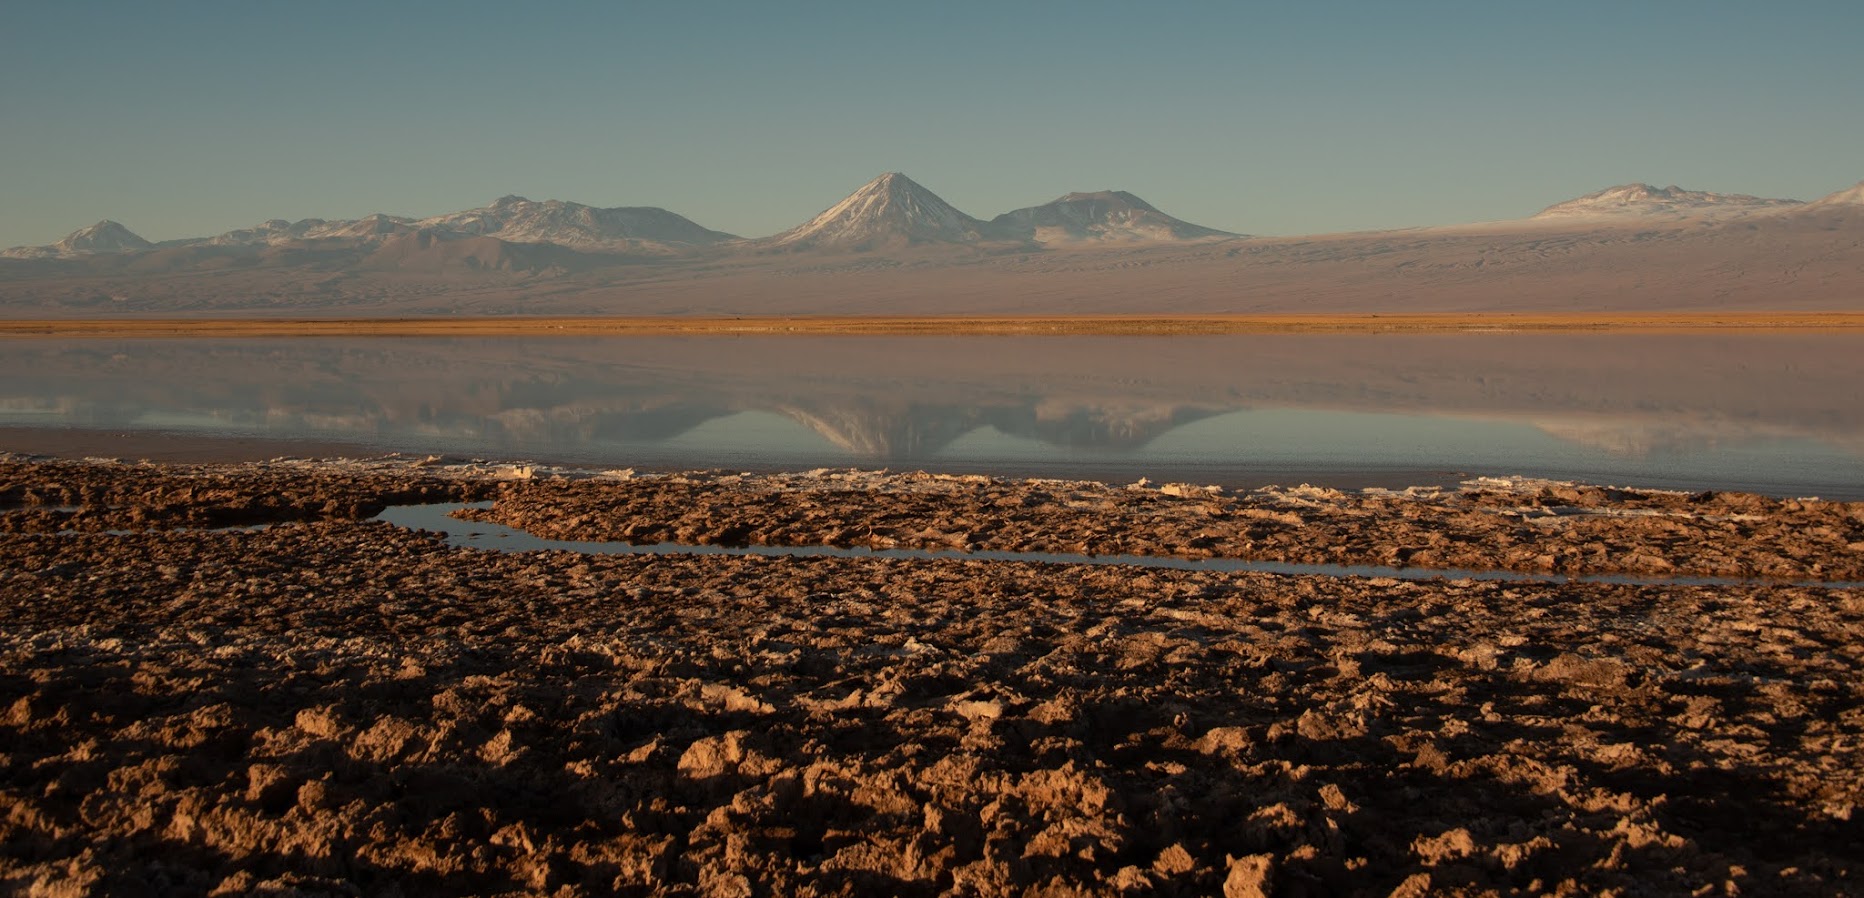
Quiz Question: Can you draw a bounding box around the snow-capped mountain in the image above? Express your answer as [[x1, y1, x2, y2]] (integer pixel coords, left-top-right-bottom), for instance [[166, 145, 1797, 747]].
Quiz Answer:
[[761, 172, 1006, 251], [199, 197, 734, 253], [204, 219, 326, 246], [991, 191, 1236, 243], [202, 214, 416, 246], [418, 195, 737, 252], [1533, 183, 1801, 219], [304, 213, 417, 241], [1, 220, 154, 259]]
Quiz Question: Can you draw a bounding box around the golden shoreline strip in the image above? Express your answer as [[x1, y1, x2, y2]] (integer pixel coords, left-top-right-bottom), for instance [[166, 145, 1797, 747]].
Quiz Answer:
[[2, 312, 1863, 338]]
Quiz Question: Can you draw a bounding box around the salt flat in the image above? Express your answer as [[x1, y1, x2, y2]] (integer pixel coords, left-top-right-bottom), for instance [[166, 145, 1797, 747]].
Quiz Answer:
[[2, 456, 1859, 895]]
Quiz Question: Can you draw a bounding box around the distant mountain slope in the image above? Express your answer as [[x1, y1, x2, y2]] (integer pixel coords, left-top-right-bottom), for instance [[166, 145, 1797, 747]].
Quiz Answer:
[[2, 173, 1860, 317], [1533, 183, 1801, 219], [991, 191, 1236, 244], [305, 213, 418, 241], [360, 229, 618, 273], [199, 214, 417, 247], [204, 219, 330, 246], [1805, 181, 1864, 209], [759, 172, 1008, 251], [1777, 180, 1864, 227], [1, 221, 153, 259], [418, 195, 736, 253]]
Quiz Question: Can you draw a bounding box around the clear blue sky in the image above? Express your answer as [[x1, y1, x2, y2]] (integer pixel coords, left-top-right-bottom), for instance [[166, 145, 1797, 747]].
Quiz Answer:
[[3, 1, 1860, 246]]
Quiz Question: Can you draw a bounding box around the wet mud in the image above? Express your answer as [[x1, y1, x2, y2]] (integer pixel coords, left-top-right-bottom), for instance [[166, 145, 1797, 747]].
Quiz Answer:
[[1, 456, 1860, 896]]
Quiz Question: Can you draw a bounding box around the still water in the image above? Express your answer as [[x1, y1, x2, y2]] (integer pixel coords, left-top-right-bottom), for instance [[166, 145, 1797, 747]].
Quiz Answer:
[[2, 333, 1860, 497], [379, 501, 1864, 588]]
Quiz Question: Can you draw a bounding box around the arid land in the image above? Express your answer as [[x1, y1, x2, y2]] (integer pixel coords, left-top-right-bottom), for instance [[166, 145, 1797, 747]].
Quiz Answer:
[[4, 312, 1864, 338], [2, 455, 1859, 896], [3, 205, 1862, 319], [6, 199, 1864, 893]]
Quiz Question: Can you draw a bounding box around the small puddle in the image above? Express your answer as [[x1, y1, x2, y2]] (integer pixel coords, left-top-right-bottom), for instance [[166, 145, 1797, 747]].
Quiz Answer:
[[377, 503, 1863, 589]]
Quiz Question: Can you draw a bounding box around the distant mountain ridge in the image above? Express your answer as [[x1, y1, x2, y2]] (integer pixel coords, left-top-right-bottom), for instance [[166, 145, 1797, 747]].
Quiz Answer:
[[1534, 183, 1802, 219], [8, 173, 1863, 262], [359, 228, 620, 274], [196, 196, 735, 255], [991, 190, 1236, 243], [3, 168, 1862, 318], [1806, 181, 1864, 209], [417, 195, 737, 253], [1, 172, 1238, 259]]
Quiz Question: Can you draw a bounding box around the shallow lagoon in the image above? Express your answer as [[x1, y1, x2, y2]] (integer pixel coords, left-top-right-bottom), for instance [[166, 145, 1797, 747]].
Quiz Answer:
[[2, 332, 1861, 497]]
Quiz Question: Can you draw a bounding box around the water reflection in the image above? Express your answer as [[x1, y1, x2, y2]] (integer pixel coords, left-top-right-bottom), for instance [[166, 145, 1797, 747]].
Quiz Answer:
[[2, 334, 1861, 496]]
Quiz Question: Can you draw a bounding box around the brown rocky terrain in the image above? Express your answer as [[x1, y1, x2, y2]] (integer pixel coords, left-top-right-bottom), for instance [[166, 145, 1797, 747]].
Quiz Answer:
[[1, 456, 1860, 895], [463, 469, 1864, 581]]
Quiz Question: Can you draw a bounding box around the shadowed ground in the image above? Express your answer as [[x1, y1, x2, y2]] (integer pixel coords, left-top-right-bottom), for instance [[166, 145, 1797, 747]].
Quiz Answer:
[[1, 458, 1859, 895]]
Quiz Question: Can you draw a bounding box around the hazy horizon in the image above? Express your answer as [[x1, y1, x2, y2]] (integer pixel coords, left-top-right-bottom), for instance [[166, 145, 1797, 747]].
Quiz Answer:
[[4, 2, 1862, 247]]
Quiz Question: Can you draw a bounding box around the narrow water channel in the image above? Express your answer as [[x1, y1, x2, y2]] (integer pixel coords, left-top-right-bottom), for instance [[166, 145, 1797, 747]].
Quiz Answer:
[[376, 503, 1864, 589]]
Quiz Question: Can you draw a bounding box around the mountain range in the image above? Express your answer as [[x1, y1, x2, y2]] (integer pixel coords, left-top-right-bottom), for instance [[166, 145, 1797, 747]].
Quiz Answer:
[[1, 173, 1860, 316], [0, 172, 1239, 261], [12, 172, 1864, 262], [3, 172, 1237, 260]]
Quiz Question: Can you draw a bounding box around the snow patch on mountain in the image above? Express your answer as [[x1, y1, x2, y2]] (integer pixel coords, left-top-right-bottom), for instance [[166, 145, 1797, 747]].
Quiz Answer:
[[307, 214, 418, 241], [199, 214, 416, 247], [205, 219, 327, 246], [761, 173, 1006, 251], [418, 196, 736, 253], [1534, 183, 1801, 219], [1, 221, 154, 259]]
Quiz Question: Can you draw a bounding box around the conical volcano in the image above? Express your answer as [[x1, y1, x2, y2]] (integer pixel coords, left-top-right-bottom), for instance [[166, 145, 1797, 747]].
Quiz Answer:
[[56, 220, 154, 254], [1, 220, 155, 259], [762, 172, 1004, 251]]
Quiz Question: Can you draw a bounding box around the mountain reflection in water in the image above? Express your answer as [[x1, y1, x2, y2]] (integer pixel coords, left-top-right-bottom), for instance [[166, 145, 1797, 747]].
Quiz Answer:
[[2, 334, 1861, 497]]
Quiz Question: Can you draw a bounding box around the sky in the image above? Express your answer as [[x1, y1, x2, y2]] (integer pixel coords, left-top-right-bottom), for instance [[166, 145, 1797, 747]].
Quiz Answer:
[[3, 1, 1862, 247]]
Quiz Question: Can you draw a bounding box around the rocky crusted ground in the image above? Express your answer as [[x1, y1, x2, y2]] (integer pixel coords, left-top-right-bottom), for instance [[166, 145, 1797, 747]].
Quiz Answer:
[[0, 455, 498, 532], [1, 457, 1861, 896], [467, 469, 1864, 581]]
